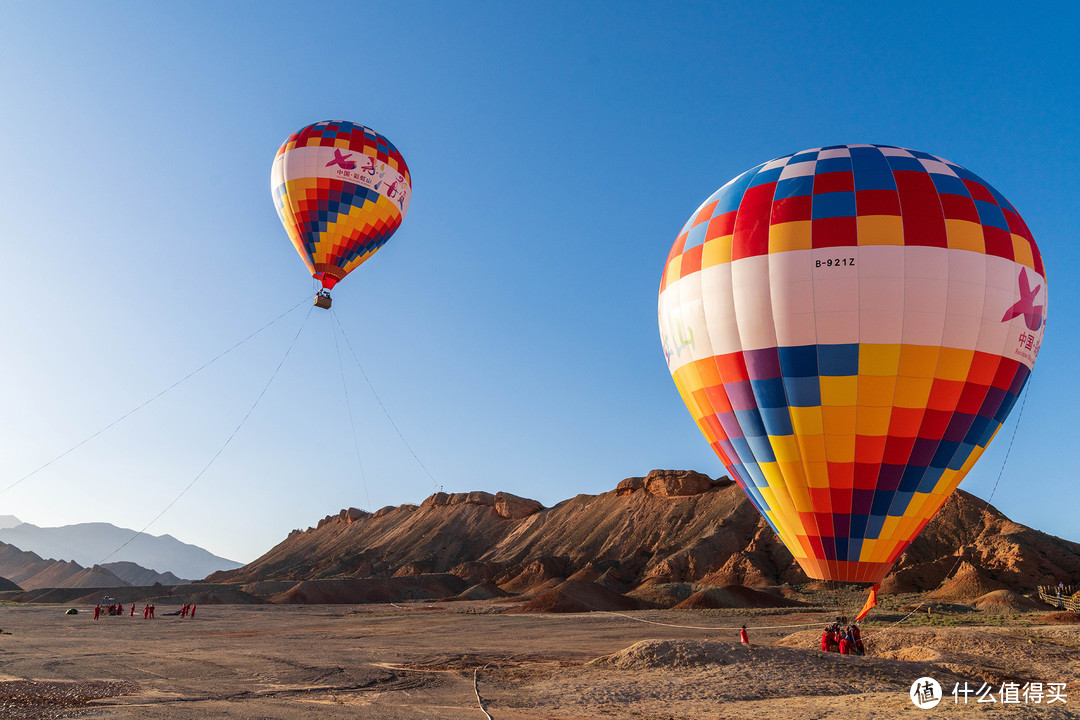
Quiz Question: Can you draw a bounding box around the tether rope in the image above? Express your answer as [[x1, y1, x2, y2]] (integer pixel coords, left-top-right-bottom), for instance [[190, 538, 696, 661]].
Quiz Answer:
[[331, 310, 439, 492], [326, 308, 439, 609], [22, 302, 314, 605], [1, 296, 310, 498], [97, 304, 314, 565], [583, 610, 824, 631], [329, 309, 369, 512], [473, 666, 493, 720], [864, 378, 1033, 634], [833, 581, 848, 622], [470, 379, 1031, 641]]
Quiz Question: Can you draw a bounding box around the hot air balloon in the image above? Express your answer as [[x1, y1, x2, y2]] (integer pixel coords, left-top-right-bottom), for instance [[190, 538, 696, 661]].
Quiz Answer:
[[658, 145, 1046, 583], [271, 120, 411, 308]]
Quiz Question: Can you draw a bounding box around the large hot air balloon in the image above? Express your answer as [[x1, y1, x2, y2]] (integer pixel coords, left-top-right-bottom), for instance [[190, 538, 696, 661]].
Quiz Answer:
[[271, 120, 411, 308], [658, 145, 1046, 582]]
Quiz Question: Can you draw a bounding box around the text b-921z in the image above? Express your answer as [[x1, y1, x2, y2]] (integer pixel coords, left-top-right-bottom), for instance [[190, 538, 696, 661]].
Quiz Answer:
[[815, 257, 855, 268]]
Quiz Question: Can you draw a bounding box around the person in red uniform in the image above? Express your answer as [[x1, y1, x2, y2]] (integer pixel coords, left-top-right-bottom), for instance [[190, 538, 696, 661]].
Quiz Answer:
[[838, 633, 852, 655], [149, 603, 155, 619], [189, 604, 196, 619], [740, 625, 749, 644], [93, 606, 100, 621], [130, 604, 135, 617]]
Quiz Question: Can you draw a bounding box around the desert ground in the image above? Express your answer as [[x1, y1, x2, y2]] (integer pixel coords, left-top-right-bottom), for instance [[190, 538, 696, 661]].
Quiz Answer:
[[1, 600, 1078, 719]]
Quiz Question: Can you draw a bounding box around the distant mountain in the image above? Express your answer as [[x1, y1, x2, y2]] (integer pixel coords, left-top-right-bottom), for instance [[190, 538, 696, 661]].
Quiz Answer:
[[102, 561, 185, 587], [0, 515, 21, 530], [0, 575, 21, 592], [0, 522, 241, 580], [0, 543, 190, 591], [0, 542, 128, 590]]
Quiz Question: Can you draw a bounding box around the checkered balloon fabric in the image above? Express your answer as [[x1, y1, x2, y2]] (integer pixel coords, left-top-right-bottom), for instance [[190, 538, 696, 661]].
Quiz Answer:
[[658, 145, 1046, 582], [271, 121, 411, 290]]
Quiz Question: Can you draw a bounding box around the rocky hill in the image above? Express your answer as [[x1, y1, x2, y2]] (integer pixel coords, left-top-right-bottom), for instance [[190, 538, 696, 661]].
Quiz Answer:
[[0, 543, 128, 590], [0, 542, 184, 591], [209, 470, 1080, 599], [101, 561, 186, 587]]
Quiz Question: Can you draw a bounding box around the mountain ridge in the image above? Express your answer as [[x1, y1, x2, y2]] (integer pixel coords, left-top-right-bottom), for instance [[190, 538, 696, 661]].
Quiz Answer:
[[208, 469, 1080, 599], [0, 521, 241, 580], [0, 543, 129, 590], [0, 542, 192, 591]]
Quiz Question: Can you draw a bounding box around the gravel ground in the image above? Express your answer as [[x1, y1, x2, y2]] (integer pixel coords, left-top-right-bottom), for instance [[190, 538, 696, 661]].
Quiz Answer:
[[0, 603, 1077, 719], [0, 679, 135, 720]]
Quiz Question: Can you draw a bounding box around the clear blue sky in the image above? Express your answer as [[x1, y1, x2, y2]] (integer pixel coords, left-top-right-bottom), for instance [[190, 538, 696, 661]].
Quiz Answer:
[[1, 2, 1077, 564]]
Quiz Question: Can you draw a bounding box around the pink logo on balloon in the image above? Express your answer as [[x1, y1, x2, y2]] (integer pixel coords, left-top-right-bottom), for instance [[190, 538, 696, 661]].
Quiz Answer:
[[359, 157, 380, 176], [326, 149, 357, 170], [1001, 268, 1044, 331]]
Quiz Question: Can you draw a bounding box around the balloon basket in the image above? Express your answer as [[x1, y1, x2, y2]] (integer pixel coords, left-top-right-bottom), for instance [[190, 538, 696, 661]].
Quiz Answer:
[[314, 291, 332, 309]]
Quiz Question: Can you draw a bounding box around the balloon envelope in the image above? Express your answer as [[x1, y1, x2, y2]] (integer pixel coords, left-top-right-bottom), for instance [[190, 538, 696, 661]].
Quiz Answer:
[[658, 144, 1047, 582], [271, 120, 411, 290]]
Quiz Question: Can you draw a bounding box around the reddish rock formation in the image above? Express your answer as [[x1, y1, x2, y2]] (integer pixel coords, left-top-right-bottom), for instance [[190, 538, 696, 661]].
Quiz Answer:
[[207, 471, 1080, 604], [672, 585, 803, 610], [494, 491, 543, 519], [644, 469, 714, 497], [498, 557, 571, 594], [270, 575, 466, 604], [618, 470, 733, 498], [441, 582, 509, 602], [511, 579, 648, 613], [926, 561, 1010, 602], [0, 543, 129, 590], [970, 589, 1050, 613]]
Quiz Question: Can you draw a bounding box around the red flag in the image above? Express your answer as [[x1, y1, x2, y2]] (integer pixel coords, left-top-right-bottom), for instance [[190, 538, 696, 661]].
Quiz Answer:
[[855, 583, 879, 621]]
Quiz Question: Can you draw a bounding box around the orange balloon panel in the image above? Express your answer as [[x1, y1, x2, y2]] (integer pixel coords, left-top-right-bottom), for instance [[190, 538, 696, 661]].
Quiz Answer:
[[658, 145, 1046, 582], [271, 121, 411, 290]]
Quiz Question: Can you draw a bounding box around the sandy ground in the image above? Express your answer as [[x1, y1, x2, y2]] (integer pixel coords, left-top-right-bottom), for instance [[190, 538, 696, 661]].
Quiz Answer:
[[1, 602, 1078, 719]]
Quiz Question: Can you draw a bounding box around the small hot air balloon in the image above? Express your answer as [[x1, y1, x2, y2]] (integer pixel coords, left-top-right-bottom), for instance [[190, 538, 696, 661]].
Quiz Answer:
[[658, 145, 1046, 582], [271, 120, 411, 308]]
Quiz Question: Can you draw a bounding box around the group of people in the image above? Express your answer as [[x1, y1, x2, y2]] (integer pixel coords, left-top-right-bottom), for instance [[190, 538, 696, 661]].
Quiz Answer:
[[820, 619, 864, 655], [92, 603, 124, 619], [93, 603, 145, 620], [91, 603, 194, 620]]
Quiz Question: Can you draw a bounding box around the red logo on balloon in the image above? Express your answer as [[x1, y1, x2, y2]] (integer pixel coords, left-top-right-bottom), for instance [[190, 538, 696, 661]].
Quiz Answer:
[[326, 149, 357, 170], [1001, 268, 1044, 331]]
